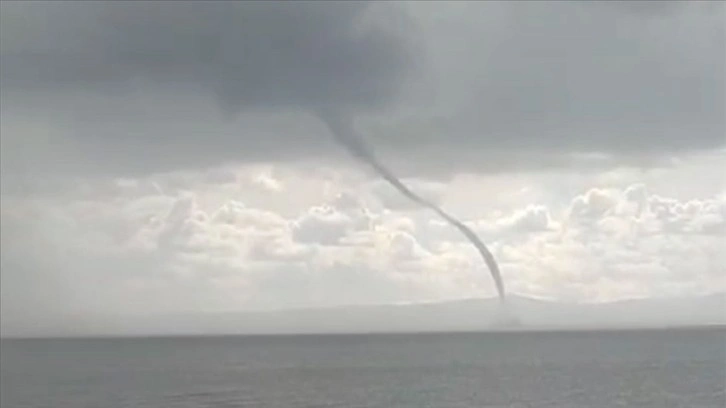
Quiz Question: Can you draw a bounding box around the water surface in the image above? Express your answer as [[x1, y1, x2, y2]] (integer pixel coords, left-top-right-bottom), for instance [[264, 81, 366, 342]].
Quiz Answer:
[[2, 328, 724, 407]]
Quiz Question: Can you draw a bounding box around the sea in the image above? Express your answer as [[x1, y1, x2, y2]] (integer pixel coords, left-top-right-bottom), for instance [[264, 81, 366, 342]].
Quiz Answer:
[[1, 328, 724, 408]]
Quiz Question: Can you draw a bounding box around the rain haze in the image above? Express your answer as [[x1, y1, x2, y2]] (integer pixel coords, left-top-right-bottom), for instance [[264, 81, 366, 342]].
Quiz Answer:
[[1, 1, 725, 338]]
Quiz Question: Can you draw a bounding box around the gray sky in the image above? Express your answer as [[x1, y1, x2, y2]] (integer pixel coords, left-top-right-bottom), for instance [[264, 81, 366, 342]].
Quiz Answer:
[[1, 1, 724, 335]]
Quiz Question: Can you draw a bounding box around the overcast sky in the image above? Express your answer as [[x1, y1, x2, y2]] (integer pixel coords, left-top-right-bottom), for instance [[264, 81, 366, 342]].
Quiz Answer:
[[1, 1, 724, 334]]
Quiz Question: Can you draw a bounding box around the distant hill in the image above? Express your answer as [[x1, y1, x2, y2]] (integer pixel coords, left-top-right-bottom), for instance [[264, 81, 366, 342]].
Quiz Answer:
[[6, 293, 723, 338]]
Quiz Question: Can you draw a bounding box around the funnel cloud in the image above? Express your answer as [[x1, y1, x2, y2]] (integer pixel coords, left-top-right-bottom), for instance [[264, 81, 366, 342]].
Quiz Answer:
[[318, 108, 506, 301]]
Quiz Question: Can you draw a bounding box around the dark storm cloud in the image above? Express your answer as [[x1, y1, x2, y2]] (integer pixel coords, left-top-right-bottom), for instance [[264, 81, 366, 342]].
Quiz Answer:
[[0, 1, 415, 111], [594, 0, 684, 15], [390, 1, 725, 157], [0, 1, 417, 176], [0, 1, 723, 177]]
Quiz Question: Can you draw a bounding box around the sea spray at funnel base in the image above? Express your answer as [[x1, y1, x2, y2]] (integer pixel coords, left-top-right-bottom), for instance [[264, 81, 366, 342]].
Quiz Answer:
[[317, 108, 506, 302]]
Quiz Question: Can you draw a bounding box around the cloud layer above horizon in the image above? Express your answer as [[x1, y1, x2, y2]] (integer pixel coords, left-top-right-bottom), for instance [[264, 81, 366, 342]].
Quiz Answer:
[[2, 157, 724, 326]]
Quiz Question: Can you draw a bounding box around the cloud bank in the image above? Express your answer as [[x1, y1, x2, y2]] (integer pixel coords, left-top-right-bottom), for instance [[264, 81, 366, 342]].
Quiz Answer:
[[2, 167, 723, 333]]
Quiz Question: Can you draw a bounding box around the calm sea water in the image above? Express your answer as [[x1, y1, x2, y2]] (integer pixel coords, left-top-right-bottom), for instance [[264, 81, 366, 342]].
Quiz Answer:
[[1, 328, 724, 408]]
